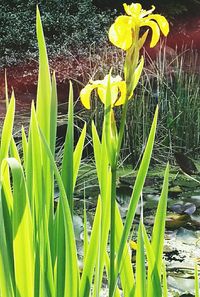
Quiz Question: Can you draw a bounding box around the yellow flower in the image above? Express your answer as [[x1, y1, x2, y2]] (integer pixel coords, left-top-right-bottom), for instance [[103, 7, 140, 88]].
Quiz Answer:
[[80, 75, 126, 109], [109, 3, 169, 50]]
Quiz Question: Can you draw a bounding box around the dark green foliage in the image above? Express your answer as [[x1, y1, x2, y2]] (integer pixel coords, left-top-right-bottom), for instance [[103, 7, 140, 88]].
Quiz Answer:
[[93, 0, 200, 17], [0, 0, 115, 66]]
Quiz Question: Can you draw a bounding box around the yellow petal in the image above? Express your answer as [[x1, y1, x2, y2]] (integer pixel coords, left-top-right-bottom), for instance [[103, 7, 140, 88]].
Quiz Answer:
[[146, 14, 169, 36], [111, 85, 120, 106], [97, 86, 106, 105], [114, 81, 126, 106], [123, 3, 142, 16], [110, 75, 123, 84], [109, 16, 133, 50], [129, 240, 137, 250], [80, 84, 96, 109], [141, 20, 160, 48], [140, 5, 155, 18]]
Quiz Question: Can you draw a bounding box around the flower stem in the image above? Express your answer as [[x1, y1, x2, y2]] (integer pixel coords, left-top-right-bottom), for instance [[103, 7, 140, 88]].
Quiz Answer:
[[109, 165, 117, 297]]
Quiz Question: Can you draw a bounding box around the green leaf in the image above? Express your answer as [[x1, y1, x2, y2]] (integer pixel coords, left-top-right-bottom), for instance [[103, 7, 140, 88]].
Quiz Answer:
[[115, 106, 158, 279], [2, 158, 34, 297], [80, 197, 101, 297], [73, 123, 86, 190], [61, 81, 74, 214], [30, 102, 43, 223], [21, 125, 28, 168], [36, 6, 51, 144], [104, 71, 117, 167], [10, 136, 20, 163], [50, 72, 58, 156], [92, 120, 112, 296], [83, 196, 89, 264], [0, 92, 15, 163], [142, 224, 162, 297], [36, 7, 53, 221], [151, 163, 169, 275], [39, 128, 79, 297], [135, 223, 146, 297], [195, 262, 199, 297], [0, 183, 15, 297], [91, 121, 101, 184], [162, 263, 168, 297], [114, 204, 135, 296]]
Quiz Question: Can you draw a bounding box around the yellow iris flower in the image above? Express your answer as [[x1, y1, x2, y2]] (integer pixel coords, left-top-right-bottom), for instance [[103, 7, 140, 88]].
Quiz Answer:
[[109, 3, 169, 50], [80, 75, 126, 109]]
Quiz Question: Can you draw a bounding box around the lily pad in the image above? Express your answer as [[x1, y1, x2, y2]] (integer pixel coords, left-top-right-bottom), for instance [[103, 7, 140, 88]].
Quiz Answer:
[[166, 214, 191, 230], [169, 185, 183, 194]]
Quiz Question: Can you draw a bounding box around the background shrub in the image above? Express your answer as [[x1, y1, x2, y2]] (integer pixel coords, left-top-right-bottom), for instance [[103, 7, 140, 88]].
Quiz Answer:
[[0, 0, 115, 66], [93, 0, 200, 17]]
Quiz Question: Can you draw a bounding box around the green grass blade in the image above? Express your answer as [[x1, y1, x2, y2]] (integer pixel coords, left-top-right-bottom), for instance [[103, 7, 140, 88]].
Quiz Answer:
[[162, 263, 168, 297], [73, 123, 86, 190], [24, 124, 34, 210], [195, 262, 199, 297], [10, 136, 20, 163], [39, 128, 79, 297], [36, 7, 53, 222], [91, 121, 101, 184], [40, 210, 55, 297], [61, 81, 74, 214], [80, 197, 101, 297], [21, 125, 28, 168], [30, 102, 43, 223], [0, 183, 14, 297], [36, 6, 51, 144], [115, 106, 158, 278], [0, 93, 15, 219], [50, 72, 58, 156], [2, 158, 34, 297], [104, 252, 121, 297], [114, 204, 135, 296], [142, 224, 162, 297], [0, 92, 15, 163], [92, 121, 112, 296], [151, 163, 169, 275], [55, 200, 66, 297], [135, 223, 146, 297], [83, 195, 89, 264]]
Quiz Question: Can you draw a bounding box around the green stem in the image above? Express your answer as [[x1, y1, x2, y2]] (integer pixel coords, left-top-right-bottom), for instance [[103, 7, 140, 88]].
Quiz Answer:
[[116, 29, 140, 161], [116, 100, 128, 160], [109, 165, 117, 297], [110, 28, 141, 296]]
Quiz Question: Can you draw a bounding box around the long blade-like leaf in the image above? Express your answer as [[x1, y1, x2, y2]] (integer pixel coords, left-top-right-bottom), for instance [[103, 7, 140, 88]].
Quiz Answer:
[[0, 92, 15, 163], [73, 123, 86, 190], [115, 106, 158, 278], [61, 81, 74, 214], [0, 183, 14, 297], [151, 163, 169, 275], [2, 158, 34, 297], [39, 128, 79, 296], [142, 224, 162, 297], [135, 223, 146, 297], [36, 6, 51, 143], [50, 72, 58, 156], [80, 197, 101, 297]]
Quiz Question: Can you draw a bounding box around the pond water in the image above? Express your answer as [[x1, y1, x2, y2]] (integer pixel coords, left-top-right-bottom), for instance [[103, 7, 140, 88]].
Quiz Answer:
[[74, 165, 200, 296]]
